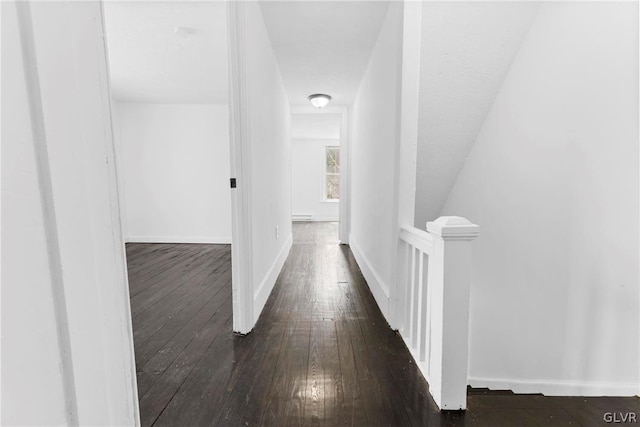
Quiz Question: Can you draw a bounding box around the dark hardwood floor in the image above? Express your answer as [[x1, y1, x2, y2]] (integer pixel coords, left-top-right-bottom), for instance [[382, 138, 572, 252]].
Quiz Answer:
[[126, 222, 639, 426]]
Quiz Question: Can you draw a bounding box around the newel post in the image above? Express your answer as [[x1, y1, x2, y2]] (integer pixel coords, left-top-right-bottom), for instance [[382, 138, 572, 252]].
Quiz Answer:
[[426, 216, 479, 410]]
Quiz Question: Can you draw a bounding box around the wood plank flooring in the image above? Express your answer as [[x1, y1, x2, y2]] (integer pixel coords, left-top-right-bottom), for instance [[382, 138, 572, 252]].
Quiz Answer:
[[126, 222, 639, 426]]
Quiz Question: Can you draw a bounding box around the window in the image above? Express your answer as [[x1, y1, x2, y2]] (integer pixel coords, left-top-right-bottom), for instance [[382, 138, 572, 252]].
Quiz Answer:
[[325, 146, 340, 201]]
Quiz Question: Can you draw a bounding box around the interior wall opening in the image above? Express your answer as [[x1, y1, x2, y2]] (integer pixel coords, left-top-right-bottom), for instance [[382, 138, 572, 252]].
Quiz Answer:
[[290, 112, 343, 243], [101, 0, 232, 408]]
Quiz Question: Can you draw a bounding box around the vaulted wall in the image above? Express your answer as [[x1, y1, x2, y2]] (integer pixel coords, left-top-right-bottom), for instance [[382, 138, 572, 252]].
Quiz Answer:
[[439, 2, 639, 395], [414, 2, 539, 226]]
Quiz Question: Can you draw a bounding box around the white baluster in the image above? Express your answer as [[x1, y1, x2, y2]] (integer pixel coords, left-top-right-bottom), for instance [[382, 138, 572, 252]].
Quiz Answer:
[[409, 246, 418, 350], [416, 251, 425, 362]]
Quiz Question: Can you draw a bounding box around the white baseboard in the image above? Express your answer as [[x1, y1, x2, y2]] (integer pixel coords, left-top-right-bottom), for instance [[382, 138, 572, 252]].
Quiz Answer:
[[125, 235, 232, 244], [314, 216, 339, 222], [468, 376, 640, 397], [348, 234, 390, 319], [291, 215, 339, 222], [253, 234, 293, 319]]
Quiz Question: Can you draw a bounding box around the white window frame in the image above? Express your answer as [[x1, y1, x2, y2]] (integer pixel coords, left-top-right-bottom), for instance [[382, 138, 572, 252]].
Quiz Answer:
[[323, 146, 340, 202]]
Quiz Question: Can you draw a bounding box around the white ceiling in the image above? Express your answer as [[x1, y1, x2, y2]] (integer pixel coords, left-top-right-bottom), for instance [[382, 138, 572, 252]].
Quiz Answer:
[[291, 113, 342, 140], [103, 1, 228, 104], [259, 1, 390, 106]]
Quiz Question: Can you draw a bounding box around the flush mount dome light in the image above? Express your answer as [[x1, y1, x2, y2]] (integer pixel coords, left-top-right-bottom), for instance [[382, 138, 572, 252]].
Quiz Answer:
[[308, 94, 332, 108]]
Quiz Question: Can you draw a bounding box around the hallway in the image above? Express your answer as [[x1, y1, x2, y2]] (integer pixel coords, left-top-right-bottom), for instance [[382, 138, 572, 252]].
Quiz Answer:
[[127, 223, 640, 426]]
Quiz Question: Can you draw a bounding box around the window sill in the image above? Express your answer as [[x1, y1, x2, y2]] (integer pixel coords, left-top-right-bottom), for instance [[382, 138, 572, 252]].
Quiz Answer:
[[323, 199, 339, 203]]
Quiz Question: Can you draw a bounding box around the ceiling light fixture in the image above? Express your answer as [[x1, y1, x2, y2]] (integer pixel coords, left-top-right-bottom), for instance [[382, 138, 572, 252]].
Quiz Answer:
[[308, 94, 332, 109]]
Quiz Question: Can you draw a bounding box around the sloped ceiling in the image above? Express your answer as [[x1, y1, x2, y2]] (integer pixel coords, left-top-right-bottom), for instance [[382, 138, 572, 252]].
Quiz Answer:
[[103, 1, 227, 104], [259, 1, 390, 106], [414, 2, 540, 226]]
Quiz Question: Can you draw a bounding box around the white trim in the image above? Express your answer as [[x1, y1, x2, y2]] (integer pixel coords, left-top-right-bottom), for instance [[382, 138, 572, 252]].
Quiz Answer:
[[339, 107, 350, 244], [16, 3, 78, 421], [14, 2, 140, 423], [292, 137, 340, 141], [389, 0, 423, 331], [124, 236, 232, 244], [227, 1, 255, 334], [348, 234, 390, 318], [468, 377, 640, 397], [323, 145, 340, 202], [292, 215, 339, 222], [253, 235, 293, 319]]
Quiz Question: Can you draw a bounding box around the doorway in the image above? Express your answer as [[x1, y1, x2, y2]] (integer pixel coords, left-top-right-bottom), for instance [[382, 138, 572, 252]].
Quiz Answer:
[[102, 1, 232, 248], [290, 106, 350, 245], [290, 113, 341, 242], [101, 2, 234, 420]]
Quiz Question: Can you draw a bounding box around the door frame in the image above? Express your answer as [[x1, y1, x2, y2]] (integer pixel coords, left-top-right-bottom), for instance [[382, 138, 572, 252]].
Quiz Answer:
[[290, 105, 351, 244], [226, 1, 351, 333], [227, 0, 255, 334]]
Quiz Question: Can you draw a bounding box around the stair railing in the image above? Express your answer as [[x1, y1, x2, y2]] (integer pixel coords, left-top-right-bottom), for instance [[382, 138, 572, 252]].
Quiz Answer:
[[397, 216, 479, 410]]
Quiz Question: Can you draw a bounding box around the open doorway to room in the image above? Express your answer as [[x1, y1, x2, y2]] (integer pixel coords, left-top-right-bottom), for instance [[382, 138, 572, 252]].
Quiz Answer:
[[102, 2, 233, 423], [103, 1, 231, 246], [289, 106, 351, 245], [290, 112, 344, 243]]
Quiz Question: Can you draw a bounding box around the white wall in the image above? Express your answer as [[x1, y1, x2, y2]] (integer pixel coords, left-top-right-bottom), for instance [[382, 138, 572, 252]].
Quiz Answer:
[[439, 2, 639, 396], [113, 102, 232, 244], [228, 2, 293, 332], [291, 138, 340, 221], [2, 3, 68, 423], [349, 2, 402, 319], [413, 2, 539, 227], [2, 1, 138, 424], [246, 1, 292, 319]]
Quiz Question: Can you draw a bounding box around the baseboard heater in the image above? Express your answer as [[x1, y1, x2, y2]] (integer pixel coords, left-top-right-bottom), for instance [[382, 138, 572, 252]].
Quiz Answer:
[[292, 214, 313, 222]]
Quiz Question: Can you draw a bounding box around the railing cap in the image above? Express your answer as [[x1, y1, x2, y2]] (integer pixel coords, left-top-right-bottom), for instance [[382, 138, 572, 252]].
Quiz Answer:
[[426, 216, 480, 240]]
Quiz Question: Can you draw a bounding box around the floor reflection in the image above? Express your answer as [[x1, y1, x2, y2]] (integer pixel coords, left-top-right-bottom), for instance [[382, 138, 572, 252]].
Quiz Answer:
[[127, 222, 637, 426]]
